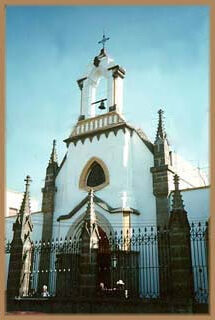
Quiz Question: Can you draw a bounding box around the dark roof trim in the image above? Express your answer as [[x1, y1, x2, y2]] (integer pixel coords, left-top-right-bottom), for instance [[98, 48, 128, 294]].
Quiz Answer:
[[57, 195, 140, 222], [55, 153, 67, 178], [64, 123, 154, 153]]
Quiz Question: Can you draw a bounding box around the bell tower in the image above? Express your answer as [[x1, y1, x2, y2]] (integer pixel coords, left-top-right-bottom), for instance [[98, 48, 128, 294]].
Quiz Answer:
[[77, 33, 126, 120]]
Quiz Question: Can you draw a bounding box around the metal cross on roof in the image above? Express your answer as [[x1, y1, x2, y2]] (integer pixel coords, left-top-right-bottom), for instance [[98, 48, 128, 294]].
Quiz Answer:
[[24, 175, 32, 192], [98, 33, 110, 49]]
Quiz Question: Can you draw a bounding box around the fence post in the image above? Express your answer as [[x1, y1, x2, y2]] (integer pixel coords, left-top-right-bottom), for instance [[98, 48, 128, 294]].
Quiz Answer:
[[205, 220, 209, 280], [79, 189, 100, 297], [7, 176, 33, 299], [168, 175, 194, 312]]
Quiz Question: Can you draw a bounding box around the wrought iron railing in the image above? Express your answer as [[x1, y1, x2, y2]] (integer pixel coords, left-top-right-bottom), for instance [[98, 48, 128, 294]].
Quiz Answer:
[[190, 221, 208, 304], [5, 221, 208, 304]]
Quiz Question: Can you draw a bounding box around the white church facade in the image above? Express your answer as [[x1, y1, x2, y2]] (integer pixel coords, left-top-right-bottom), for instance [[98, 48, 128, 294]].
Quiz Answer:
[[5, 42, 209, 311]]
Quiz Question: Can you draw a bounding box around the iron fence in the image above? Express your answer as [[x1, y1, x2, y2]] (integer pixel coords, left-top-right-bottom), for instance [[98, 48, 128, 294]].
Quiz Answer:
[[190, 222, 208, 304], [5, 221, 208, 304]]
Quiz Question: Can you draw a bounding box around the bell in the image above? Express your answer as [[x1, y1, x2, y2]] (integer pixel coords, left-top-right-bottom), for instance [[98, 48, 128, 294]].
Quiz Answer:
[[98, 100, 105, 110]]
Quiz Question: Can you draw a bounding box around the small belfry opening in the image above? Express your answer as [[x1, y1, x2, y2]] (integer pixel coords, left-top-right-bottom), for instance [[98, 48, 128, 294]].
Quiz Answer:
[[79, 157, 109, 191], [93, 76, 107, 115]]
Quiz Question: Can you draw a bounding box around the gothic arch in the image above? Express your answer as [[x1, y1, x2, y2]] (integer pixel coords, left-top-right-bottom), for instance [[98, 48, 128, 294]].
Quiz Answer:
[[79, 157, 109, 191], [89, 63, 109, 83], [66, 210, 114, 242]]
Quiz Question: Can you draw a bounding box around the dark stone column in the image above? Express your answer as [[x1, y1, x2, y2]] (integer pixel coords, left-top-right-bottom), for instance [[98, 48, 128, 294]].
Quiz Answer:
[[38, 140, 58, 293], [168, 175, 194, 312], [79, 225, 98, 297], [79, 189, 100, 297], [7, 176, 33, 298], [7, 238, 24, 298]]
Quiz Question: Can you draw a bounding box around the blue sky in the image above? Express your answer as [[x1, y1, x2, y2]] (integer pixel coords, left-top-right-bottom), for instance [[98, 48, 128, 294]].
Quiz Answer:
[[6, 5, 209, 205]]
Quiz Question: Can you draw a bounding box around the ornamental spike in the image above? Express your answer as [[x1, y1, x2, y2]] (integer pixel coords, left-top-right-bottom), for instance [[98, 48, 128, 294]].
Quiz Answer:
[[172, 174, 185, 211]]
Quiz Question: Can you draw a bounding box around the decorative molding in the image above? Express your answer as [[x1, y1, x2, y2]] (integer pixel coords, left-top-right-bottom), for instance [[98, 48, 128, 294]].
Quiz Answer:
[[57, 194, 140, 222], [56, 153, 67, 178], [64, 123, 154, 154], [77, 77, 87, 90], [107, 65, 126, 79]]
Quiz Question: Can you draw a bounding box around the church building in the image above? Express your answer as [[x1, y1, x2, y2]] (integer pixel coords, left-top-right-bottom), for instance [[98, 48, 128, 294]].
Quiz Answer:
[[6, 38, 209, 309]]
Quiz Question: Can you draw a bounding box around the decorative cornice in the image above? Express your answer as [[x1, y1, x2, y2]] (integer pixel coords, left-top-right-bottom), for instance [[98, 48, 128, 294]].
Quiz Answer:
[[64, 123, 128, 146], [64, 121, 153, 153], [57, 194, 140, 222], [75, 110, 122, 125], [77, 77, 87, 90], [108, 65, 126, 79]]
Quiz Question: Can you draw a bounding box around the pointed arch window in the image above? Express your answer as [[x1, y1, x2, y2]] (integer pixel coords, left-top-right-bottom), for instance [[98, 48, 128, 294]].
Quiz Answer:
[[79, 157, 109, 191], [87, 162, 105, 187]]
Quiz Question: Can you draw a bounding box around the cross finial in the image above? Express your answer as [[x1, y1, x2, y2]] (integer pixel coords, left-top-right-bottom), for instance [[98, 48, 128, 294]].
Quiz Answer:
[[24, 175, 32, 192], [155, 108, 166, 142], [49, 139, 58, 164], [98, 32, 110, 50], [158, 109, 164, 117]]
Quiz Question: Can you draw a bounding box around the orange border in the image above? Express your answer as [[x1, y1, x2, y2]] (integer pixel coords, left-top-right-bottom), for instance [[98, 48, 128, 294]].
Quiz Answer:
[[1, 1, 214, 320]]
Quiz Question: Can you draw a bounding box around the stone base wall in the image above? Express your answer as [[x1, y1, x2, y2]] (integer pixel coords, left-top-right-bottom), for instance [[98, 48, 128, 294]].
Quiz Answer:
[[6, 297, 208, 314]]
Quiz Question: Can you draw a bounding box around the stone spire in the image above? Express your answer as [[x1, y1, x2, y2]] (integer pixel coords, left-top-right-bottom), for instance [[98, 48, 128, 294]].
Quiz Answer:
[[85, 188, 96, 226], [151, 109, 172, 227], [83, 188, 100, 249], [172, 174, 184, 210], [49, 139, 58, 165], [17, 175, 32, 224], [39, 140, 59, 290], [155, 109, 167, 142], [7, 176, 33, 298], [41, 139, 58, 214]]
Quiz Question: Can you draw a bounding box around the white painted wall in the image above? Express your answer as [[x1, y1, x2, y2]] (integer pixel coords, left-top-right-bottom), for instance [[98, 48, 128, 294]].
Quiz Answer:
[[130, 132, 157, 226], [171, 153, 209, 189], [53, 128, 156, 238], [169, 187, 209, 222]]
